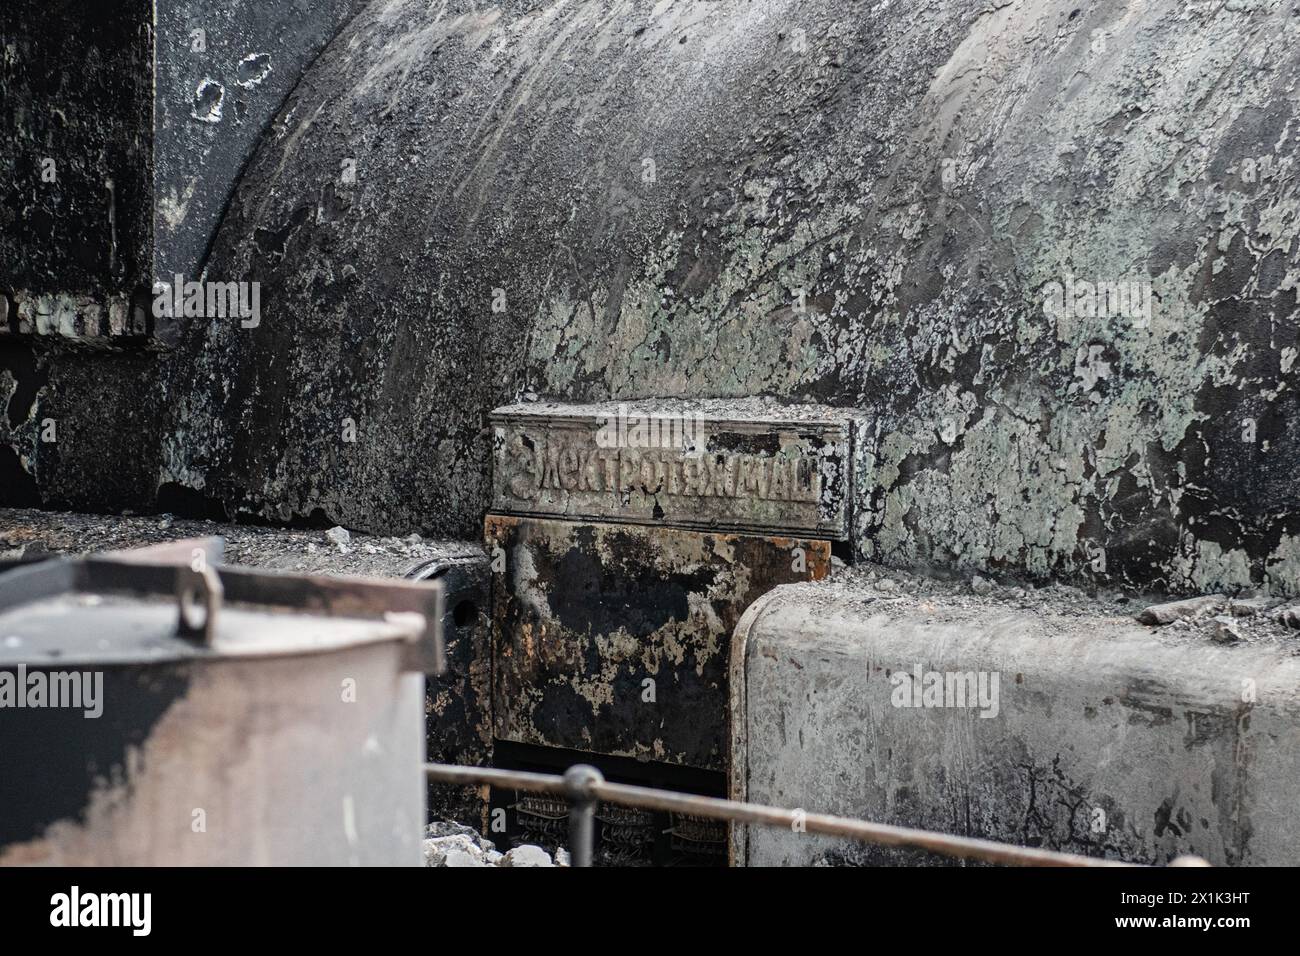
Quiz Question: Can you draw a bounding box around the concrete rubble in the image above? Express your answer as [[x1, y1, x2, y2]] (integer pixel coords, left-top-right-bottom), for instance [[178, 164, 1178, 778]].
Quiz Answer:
[[325, 526, 352, 554], [421, 823, 567, 868], [799, 562, 1300, 649], [1135, 592, 1300, 637], [1135, 595, 1228, 626], [0, 508, 478, 579]]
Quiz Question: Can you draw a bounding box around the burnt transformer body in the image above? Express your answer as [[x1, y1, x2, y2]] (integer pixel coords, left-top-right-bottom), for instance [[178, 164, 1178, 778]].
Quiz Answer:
[[140, 0, 1300, 603]]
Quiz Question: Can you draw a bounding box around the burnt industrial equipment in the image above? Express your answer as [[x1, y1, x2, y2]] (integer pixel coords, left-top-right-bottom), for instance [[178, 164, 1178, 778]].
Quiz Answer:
[[479, 400, 845, 858], [0, 539, 445, 865]]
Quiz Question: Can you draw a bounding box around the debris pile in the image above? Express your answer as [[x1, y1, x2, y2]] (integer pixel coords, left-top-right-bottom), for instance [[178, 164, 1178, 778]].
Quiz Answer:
[[422, 822, 568, 868], [807, 562, 1300, 649], [1134, 593, 1300, 644], [0, 507, 480, 579]]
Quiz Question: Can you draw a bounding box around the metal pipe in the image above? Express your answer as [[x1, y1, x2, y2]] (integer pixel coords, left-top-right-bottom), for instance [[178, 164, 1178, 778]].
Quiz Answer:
[[426, 762, 1157, 868], [429, 764, 570, 796], [563, 765, 602, 867], [585, 779, 1133, 867]]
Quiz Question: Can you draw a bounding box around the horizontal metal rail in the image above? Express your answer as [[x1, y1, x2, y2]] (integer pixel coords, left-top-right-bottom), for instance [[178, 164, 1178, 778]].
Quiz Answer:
[[426, 762, 1190, 868]]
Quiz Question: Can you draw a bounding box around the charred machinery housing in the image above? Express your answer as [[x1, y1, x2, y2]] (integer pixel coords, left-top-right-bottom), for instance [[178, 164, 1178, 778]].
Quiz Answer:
[[479, 400, 850, 861], [4, 0, 1298, 597], [3, 0, 1300, 866]]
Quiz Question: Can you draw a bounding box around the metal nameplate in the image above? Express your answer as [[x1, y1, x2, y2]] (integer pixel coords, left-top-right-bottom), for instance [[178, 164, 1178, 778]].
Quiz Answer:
[[489, 400, 855, 539]]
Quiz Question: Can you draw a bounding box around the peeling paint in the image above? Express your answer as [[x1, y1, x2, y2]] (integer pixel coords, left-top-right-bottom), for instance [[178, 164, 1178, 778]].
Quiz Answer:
[[236, 52, 273, 89], [151, 0, 1300, 598], [2, 0, 1296, 598], [190, 79, 226, 124], [486, 514, 829, 770]]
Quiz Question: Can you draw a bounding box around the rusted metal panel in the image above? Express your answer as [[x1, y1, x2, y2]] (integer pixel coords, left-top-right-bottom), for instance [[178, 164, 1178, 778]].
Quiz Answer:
[[486, 514, 829, 772], [491, 400, 861, 540]]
